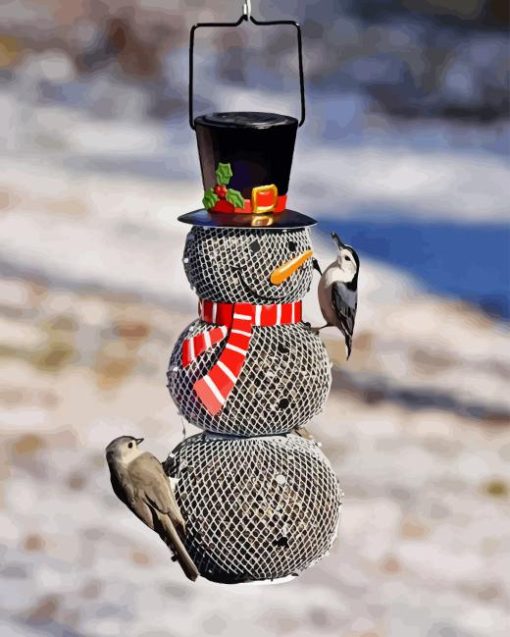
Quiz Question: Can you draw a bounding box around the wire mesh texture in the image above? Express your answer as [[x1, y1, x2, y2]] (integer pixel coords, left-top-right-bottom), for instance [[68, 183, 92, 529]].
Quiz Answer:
[[165, 432, 342, 584], [167, 319, 331, 436], [183, 226, 314, 304]]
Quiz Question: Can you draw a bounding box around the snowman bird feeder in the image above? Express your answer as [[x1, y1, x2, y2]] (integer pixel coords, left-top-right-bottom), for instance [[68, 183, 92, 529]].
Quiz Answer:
[[166, 5, 342, 584]]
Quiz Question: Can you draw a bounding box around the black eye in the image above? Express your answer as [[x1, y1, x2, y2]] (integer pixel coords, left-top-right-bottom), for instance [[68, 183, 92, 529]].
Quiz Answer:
[[250, 240, 261, 253], [345, 256, 351, 261], [128, 442, 133, 448], [288, 241, 297, 252]]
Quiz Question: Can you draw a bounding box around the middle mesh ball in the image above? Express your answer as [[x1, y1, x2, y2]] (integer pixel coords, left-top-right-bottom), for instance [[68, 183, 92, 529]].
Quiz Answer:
[[168, 321, 331, 436]]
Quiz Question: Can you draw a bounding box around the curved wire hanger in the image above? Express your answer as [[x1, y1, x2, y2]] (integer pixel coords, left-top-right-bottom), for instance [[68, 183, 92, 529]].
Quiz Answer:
[[188, 0, 306, 129]]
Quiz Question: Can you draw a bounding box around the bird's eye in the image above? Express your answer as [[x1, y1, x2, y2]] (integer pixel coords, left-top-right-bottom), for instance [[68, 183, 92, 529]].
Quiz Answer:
[[345, 256, 351, 262], [128, 442, 133, 449], [250, 240, 261, 253], [288, 241, 297, 252]]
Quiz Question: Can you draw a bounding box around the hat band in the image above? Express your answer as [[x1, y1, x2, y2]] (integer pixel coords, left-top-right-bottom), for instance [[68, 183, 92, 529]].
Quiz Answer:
[[210, 193, 287, 214], [203, 165, 287, 214]]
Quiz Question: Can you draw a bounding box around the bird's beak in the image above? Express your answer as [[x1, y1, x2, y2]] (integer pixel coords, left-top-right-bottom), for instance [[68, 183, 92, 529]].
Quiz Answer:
[[135, 438, 144, 446], [270, 249, 313, 285], [331, 232, 345, 250], [312, 258, 322, 276]]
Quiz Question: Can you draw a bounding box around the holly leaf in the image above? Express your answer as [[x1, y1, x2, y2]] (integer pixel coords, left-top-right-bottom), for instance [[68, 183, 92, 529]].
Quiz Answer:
[[225, 188, 245, 208], [215, 162, 233, 185], [202, 188, 219, 209]]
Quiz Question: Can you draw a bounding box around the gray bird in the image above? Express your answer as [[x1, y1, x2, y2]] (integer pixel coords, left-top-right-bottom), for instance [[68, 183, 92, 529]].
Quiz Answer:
[[105, 436, 199, 582], [315, 232, 359, 358]]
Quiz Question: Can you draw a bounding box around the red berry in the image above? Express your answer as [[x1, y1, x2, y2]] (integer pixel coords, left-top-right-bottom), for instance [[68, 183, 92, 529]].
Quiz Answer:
[[214, 184, 228, 199]]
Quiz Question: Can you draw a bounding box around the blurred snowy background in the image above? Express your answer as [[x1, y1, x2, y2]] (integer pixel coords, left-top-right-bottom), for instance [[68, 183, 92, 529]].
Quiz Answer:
[[0, 1, 509, 636]]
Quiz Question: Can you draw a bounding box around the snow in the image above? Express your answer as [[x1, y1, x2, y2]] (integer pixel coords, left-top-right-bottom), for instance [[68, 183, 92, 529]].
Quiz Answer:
[[292, 144, 510, 222], [0, 53, 509, 637]]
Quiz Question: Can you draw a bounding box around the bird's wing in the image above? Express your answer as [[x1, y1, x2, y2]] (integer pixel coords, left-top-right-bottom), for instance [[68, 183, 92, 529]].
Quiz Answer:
[[109, 464, 155, 529], [127, 496, 156, 529], [129, 454, 198, 582], [129, 453, 185, 530], [331, 282, 357, 356]]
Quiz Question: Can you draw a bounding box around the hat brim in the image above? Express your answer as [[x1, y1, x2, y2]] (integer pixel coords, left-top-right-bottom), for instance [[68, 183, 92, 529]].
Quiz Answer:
[[178, 209, 317, 229]]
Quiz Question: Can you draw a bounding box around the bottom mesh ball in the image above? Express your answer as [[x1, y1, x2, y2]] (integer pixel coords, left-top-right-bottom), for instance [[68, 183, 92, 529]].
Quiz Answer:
[[166, 433, 342, 584]]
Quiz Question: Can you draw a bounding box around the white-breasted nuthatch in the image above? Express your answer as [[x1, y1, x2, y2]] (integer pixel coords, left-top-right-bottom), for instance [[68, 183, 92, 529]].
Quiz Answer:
[[105, 436, 199, 581], [315, 232, 359, 358]]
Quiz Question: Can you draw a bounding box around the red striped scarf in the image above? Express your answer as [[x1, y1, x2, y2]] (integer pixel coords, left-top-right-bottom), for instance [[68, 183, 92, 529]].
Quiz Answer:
[[182, 299, 302, 415]]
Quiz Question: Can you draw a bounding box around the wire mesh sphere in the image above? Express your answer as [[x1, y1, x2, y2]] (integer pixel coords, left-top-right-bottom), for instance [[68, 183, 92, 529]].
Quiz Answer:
[[183, 226, 314, 304], [167, 320, 331, 436], [166, 433, 342, 584]]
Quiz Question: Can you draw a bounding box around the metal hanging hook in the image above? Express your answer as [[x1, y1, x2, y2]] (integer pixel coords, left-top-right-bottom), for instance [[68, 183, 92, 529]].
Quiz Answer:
[[188, 3, 306, 129], [243, 0, 252, 21]]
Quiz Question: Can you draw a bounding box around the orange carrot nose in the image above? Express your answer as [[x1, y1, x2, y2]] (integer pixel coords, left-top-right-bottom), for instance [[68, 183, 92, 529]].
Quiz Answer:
[[270, 250, 313, 285]]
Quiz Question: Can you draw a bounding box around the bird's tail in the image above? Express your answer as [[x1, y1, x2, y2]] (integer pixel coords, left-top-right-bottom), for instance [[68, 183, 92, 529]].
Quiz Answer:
[[158, 514, 199, 582], [346, 336, 352, 359]]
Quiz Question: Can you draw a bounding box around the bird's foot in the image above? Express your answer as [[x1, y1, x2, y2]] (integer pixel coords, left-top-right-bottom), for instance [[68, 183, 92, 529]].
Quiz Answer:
[[294, 426, 314, 441], [304, 322, 324, 335]]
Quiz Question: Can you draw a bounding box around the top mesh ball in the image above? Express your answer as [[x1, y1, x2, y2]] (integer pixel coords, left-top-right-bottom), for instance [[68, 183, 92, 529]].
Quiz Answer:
[[183, 226, 314, 304]]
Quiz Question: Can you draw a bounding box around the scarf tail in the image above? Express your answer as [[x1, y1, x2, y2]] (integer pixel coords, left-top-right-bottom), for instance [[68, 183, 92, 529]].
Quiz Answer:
[[193, 308, 253, 415]]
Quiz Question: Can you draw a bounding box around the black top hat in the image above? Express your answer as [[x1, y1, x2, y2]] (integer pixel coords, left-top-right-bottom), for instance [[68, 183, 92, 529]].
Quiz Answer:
[[178, 112, 316, 229]]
